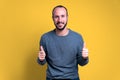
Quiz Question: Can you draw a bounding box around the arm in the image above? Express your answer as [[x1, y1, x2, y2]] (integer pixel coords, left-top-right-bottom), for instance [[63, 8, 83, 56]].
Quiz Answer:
[[37, 35, 47, 65], [37, 57, 46, 65], [77, 56, 89, 66], [77, 43, 89, 66]]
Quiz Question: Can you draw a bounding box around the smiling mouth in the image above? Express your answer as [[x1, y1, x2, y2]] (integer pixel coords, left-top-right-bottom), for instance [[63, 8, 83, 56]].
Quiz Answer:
[[57, 22, 64, 25]]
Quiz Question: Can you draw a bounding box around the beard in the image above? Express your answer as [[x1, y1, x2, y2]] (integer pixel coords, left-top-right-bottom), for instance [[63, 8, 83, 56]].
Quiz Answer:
[[55, 22, 67, 31]]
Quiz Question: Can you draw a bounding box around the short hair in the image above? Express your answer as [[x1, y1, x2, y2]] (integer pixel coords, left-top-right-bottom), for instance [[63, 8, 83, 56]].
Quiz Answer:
[[52, 5, 68, 17]]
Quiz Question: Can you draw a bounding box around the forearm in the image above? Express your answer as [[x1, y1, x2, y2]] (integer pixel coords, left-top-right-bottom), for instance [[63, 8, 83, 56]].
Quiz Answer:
[[37, 57, 46, 65], [77, 57, 89, 66]]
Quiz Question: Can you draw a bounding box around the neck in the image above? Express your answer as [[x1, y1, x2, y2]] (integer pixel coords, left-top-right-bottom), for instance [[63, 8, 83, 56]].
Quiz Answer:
[[55, 28, 69, 36]]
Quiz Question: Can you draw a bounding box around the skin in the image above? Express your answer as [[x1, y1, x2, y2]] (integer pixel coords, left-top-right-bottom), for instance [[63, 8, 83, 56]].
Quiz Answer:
[[38, 7, 88, 61], [52, 7, 69, 36]]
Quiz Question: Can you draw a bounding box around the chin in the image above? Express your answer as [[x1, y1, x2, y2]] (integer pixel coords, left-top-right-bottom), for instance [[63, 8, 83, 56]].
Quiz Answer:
[[56, 26, 65, 31], [55, 23, 67, 31]]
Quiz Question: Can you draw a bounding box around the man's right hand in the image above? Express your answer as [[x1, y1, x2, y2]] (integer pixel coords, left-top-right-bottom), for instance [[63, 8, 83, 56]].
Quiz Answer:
[[38, 46, 46, 61]]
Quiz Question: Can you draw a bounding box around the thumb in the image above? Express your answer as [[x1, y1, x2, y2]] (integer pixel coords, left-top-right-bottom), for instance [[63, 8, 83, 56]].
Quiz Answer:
[[40, 46, 44, 51], [83, 42, 86, 48]]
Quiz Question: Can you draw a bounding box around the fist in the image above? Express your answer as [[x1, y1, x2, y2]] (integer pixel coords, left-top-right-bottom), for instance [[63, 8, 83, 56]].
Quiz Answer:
[[38, 46, 46, 61], [82, 43, 89, 59]]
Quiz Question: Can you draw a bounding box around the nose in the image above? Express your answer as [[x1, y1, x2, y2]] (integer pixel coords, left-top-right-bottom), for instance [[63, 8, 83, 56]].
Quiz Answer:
[[58, 16, 62, 22]]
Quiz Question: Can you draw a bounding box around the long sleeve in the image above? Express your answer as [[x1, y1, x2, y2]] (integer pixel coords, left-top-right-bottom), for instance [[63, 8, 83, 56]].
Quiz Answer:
[[77, 56, 89, 66], [37, 35, 47, 65], [37, 30, 89, 79], [77, 36, 89, 66], [37, 57, 46, 65]]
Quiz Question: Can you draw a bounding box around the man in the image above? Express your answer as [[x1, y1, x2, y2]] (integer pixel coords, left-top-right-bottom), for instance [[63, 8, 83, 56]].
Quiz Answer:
[[37, 5, 89, 80]]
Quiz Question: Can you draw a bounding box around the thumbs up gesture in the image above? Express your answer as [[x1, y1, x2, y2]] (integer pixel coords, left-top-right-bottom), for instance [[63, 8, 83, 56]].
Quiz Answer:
[[82, 43, 89, 59], [38, 46, 46, 61]]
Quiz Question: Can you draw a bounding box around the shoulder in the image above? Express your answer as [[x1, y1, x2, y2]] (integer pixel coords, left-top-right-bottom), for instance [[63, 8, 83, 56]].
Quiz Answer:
[[69, 29, 84, 48], [69, 29, 83, 38], [41, 29, 55, 39]]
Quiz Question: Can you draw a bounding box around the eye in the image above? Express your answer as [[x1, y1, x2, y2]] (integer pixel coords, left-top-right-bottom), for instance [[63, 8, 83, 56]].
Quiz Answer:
[[54, 16, 59, 18], [61, 15, 65, 17]]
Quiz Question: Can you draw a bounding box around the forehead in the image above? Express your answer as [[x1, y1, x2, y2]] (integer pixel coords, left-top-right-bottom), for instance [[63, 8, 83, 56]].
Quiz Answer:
[[53, 7, 66, 15]]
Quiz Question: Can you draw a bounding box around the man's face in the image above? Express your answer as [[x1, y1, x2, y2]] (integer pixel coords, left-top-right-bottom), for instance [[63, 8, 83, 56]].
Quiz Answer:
[[52, 7, 68, 31]]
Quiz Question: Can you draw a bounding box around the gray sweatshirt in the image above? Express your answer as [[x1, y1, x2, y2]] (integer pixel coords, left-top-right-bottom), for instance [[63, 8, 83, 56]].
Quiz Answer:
[[37, 29, 89, 79]]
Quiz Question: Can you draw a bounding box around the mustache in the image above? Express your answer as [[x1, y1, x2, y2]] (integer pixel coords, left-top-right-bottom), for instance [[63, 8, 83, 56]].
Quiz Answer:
[[57, 22, 64, 25]]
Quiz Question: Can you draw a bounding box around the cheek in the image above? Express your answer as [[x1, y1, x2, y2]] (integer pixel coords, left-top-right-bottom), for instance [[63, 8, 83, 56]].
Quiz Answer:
[[53, 19, 58, 23], [63, 19, 67, 23], [63, 17, 67, 22]]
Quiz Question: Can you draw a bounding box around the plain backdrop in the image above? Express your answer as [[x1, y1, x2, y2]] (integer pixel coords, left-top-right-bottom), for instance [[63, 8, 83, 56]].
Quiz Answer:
[[0, 0, 120, 80]]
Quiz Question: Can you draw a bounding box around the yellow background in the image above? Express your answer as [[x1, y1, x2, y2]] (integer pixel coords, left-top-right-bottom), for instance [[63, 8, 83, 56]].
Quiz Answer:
[[0, 0, 120, 80]]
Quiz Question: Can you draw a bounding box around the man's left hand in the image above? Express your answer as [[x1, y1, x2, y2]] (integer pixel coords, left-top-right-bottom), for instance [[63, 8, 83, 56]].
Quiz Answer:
[[82, 43, 89, 59]]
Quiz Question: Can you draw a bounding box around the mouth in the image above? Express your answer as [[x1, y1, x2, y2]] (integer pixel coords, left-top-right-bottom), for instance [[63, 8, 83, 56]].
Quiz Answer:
[[57, 22, 64, 25]]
